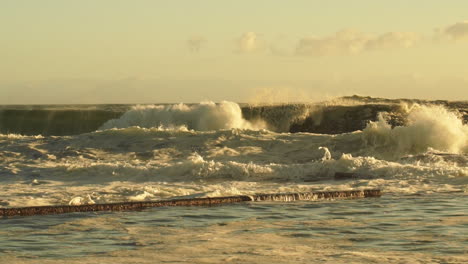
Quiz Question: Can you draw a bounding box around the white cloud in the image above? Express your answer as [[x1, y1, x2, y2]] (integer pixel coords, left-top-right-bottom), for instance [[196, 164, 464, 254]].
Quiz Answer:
[[296, 29, 369, 56], [187, 35, 205, 52], [366, 32, 419, 50], [235, 32, 261, 53], [444, 21, 468, 40], [296, 29, 420, 56]]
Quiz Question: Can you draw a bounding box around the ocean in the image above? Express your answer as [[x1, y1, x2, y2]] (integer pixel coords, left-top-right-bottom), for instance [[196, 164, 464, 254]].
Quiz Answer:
[[0, 96, 467, 263]]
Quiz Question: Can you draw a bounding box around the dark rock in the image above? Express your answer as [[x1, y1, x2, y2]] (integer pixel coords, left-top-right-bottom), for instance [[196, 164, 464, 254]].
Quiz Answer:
[[1, 189, 381, 217]]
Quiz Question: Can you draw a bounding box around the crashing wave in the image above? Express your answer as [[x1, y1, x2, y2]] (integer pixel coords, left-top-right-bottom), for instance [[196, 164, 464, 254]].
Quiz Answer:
[[0, 96, 466, 135], [100, 101, 265, 131], [363, 104, 468, 155]]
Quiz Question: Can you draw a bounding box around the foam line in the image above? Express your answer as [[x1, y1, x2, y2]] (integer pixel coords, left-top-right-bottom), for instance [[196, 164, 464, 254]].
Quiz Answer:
[[0, 189, 381, 217]]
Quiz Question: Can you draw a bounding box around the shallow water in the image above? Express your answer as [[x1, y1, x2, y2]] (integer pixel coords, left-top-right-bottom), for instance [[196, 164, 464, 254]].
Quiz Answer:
[[1, 193, 467, 263]]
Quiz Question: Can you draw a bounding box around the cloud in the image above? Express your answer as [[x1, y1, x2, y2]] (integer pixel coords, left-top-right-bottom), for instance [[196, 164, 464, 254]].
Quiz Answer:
[[444, 21, 468, 40], [366, 32, 419, 49], [187, 36, 206, 52], [295, 29, 420, 56], [235, 32, 261, 53]]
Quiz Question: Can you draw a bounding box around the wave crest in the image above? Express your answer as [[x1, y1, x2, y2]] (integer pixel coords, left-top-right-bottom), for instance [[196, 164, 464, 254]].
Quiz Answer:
[[100, 101, 265, 131], [363, 105, 468, 155]]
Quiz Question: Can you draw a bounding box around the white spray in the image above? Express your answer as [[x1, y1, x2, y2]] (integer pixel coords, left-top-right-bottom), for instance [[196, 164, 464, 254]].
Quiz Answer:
[[363, 104, 468, 155], [100, 101, 265, 131]]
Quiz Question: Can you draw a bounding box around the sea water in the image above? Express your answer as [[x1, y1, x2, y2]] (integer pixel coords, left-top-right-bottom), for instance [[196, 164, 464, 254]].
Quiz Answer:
[[0, 96, 467, 263]]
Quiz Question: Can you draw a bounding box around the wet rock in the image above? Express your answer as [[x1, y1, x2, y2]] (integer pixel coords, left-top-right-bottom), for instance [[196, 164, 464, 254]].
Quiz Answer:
[[0, 190, 381, 217]]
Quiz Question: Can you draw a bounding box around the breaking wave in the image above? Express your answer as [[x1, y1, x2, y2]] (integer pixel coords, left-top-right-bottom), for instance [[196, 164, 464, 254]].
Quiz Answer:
[[1, 98, 467, 207], [99, 101, 265, 131], [363, 104, 468, 155], [0, 96, 466, 135]]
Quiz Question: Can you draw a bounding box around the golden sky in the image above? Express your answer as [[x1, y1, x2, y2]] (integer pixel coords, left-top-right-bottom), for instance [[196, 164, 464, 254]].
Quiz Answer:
[[1, 0, 468, 103]]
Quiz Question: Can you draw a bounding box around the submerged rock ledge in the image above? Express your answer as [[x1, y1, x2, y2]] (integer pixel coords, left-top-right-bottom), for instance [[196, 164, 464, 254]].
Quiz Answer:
[[0, 189, 381, 217]]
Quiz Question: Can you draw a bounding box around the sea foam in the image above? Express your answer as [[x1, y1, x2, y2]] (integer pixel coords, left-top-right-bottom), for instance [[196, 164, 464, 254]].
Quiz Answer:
[[100, 101, 265, 131], [363, 104, 468, 155]]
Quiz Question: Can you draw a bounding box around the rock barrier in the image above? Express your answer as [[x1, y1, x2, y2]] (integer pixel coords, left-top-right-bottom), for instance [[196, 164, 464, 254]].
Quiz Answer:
[[0, 189, 381, 217]]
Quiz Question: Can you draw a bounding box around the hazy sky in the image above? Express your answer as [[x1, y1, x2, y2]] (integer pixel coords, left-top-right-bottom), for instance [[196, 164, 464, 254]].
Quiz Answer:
[[1, 0, 468, 104]]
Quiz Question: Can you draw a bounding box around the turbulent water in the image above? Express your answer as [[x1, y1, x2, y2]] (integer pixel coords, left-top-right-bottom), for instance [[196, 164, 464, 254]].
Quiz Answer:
[[1, 96, 467, 263]]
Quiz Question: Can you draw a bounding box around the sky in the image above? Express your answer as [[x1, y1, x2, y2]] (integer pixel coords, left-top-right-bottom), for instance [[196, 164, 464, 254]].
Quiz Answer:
[[1, 0, 468, 104]]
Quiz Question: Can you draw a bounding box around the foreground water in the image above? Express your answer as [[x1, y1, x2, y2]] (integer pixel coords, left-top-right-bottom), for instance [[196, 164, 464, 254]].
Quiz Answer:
[[0, 96, 467, 262], [1, 194, 467, 263]]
